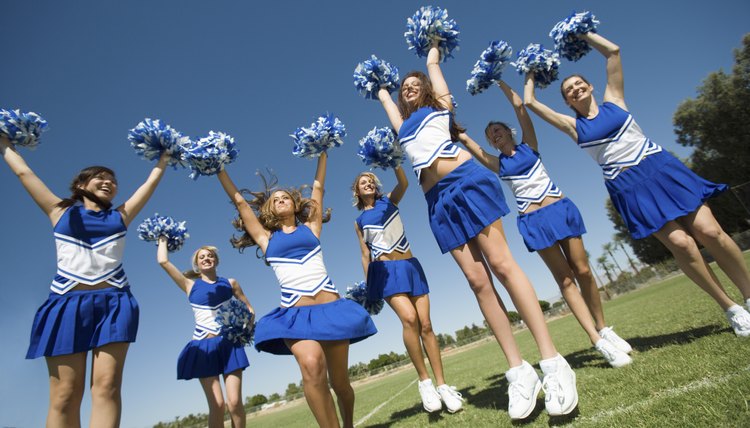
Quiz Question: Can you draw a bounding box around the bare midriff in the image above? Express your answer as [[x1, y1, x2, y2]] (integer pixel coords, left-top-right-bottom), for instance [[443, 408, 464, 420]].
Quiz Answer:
[[418, 150, 473, 192], [293, 290, 340, 307], [520, 195, 565, 215], [375, 248, 413, 262], [72, 281, 118, 291]]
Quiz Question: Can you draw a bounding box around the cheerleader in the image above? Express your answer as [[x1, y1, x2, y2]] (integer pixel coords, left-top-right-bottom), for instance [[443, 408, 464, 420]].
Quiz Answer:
[[375, 43, 578, 419], [353, 166, 463, 413], [155, 238, 253, 428], [216, 152, 377, 428], [458, 80, 632, 367], [523, 31, 750, 336], [0, 135, 168, 427]]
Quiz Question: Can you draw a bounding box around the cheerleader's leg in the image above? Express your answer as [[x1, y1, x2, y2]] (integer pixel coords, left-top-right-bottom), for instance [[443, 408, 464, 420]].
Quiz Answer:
[[322, 340, 354, 428], [411, 294, 446, 385], [199, 376, 226, 428], [45, 351, 86, 428], [386, 294, 432, 381], [560, 237, 607, 332], [223, 370, 246, 428], [286, 339, 339, 427], [681, 204, 750, 300], [89, 342, 129, 428]]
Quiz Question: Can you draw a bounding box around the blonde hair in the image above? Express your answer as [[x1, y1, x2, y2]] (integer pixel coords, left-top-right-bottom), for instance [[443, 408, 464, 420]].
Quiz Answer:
[[351, 172, 383, 210], [183, 246, 220, 279]]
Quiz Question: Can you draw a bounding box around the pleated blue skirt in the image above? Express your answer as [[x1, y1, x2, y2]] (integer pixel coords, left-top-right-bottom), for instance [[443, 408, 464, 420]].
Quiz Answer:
[[26, 286, 139, 359], [254, 298, 377, 355], [517, 197, 587, 252], [366, 258, 430, 300], [177, 335, 249, 380], [605, 150, 727, 239], [424, 159, 510, 253]]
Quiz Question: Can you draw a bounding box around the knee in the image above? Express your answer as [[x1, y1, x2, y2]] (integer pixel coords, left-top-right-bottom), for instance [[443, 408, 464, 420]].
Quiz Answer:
[[557, 275, 578, 292], [207, 395, 226, 412], [487, 258, 517, 284], [225, 395, 243, 414], [462, 269, 494, 294], [91, 373, 121, 401], [570, 262, 592, 279], [400, 312, 419, 331], [419, 319, 434, 337], [330, 376, 353, 398], [693, 223, 725, 244], [50, 380, 84, 410], [297, 356, 327, 386], [667, 230, 699, 254]]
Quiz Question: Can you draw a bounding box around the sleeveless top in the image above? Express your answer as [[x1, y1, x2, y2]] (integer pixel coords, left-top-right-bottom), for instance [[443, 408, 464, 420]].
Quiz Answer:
[[576, 102, 662, 180], [265, 224, 338, 307], [356, 196, 411, 260], [498, 143, 562, 212], [188, 277, 234, 340], [398, 106, 464, 180], [51, 205, 129, 294]]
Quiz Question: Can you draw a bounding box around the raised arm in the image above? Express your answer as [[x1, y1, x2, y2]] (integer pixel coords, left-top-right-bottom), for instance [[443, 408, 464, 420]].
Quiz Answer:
[[157, 236, 194, 294], [1, 135, 64, 224], [118, 153, 169, 227], [456, 133, 498, 173], [387, 166, 409, 205], [523, 73, 578, 141], [354, 222, 371, 279], [228, 278, 254, 314], [498, 80, 539, 151], [217, 169, 270, 251], [306, 151, 327, 236], [426, 44, 453, 111], [378, 89, 404, 133], [580, 33, 624, 107]]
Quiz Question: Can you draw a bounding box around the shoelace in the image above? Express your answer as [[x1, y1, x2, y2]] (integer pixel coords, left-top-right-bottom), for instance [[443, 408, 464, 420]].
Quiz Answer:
[[597, 343, 616, 361], [440, 385, 464, 402], [730, 312, 750, 329], [419, 384, 441, 403], [509, 381, 532, 401], [543, 375, 563, 405]]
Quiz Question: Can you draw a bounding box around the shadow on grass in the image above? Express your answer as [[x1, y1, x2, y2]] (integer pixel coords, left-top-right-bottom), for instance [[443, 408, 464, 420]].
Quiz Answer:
[[364, 399, 454, 427], [562, 323, 727, 370], [452, 375, 546, 424]]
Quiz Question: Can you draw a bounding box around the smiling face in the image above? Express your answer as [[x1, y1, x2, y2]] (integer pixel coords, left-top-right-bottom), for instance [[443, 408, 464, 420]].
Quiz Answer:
[[561, 75, 593, 106], [356, 174, 378, 198], [485, 122, 515, 151], [400, 76, 423, 107], [192, 246, 219, 274], [80, 171, 118, 202]]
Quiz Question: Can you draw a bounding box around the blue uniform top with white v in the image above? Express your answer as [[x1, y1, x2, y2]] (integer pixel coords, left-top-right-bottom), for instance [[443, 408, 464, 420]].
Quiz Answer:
[[398, 106, 463, 180], [188, 277, 234, 340], [356, 196, 411, 260], [51, 205, 129, 294], [265, 224, 338, 307], [576, 102, 662, 180], [498, 143, 562, 212]]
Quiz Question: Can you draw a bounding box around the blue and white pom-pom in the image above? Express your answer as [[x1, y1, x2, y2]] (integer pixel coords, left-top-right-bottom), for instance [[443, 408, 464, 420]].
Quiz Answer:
[[136, 213, 190, 252], [358, 127, 403, 170], [344, 281, 384, 315], [512, 43, 561, 89], [354, 55, 400, 100], [291, 113, 346, 159], [128, 118, 189, 168], [404, 6, 460, 62], [549, 11, 599, 61], [215, 299, 255, 346], [466, 41, 513, 95], [0, 109, 48, 149], [183, 131, 239, 180]]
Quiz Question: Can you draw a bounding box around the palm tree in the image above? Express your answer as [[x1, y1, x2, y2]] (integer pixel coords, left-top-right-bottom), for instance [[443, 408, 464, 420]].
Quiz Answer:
[[603, 242, 624, 275], [613, 234, 641, 274], [596, 254, 615, 283], [587, 250, 611, 300]]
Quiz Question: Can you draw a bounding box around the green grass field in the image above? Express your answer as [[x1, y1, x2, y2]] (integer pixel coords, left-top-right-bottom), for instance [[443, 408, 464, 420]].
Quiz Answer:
[[245, 255, 750, 427]]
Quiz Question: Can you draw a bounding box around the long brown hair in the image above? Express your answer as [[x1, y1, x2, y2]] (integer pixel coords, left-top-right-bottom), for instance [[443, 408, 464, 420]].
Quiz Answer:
[[397, 71, 466, 141], [56, 166, 116, 211], [230, 171, 331, 252]]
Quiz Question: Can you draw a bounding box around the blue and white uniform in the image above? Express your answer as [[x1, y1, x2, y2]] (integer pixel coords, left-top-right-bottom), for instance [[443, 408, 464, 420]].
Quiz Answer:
[[498, 143, 586, 252], [399, 106, 510, 253], [26, 205, 139, 359], [577, 102, 726, 239], [177, 277, 249, 380], [254, 225, 377, 355], [356, 196, 429, 300]]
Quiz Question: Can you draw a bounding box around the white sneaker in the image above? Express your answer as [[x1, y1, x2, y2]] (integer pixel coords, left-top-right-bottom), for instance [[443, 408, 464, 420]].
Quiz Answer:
[[745, 298, 750, 313], [599, 326, 633, 354], [505, 360, 541, 420], [540, 354, 578, 417], [726, 305, 750, 337], [418, 379, 442, 412], [436, 384, 464, 413], [595, 339, 633, 368]]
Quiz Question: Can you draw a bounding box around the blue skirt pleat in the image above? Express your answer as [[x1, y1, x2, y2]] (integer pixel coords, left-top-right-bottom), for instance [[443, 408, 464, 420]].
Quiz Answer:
[[366, 258, 430, 300], [517, 197, 587, 252], [605, 150, 727, 239], [254, 298, 377, 355], [424, 159, 510, 253], [177, 335, 249, 380], [26, 286, 139, 359]]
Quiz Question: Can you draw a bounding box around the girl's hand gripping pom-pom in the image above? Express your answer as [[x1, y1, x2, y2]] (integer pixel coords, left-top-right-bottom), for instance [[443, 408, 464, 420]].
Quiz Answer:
[[0, 109, 48, 149], [215, 299, 255, 346], [183, 131, 239, 179], [137, 213, 190, 252], [128, 118, 190, 168], [512, 43, 561, 89], [357, 127, 403, 170], [549, 11, 599, 61], [354, 55, 401, 100], [345, 281, 384, 315], [291, 113, 346, 159], [466, 40, 513, 95], [404, 6, 460, 62]]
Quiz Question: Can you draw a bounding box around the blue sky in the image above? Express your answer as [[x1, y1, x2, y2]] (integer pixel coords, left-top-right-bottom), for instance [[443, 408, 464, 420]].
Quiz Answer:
[[1, 1, 748, 427]]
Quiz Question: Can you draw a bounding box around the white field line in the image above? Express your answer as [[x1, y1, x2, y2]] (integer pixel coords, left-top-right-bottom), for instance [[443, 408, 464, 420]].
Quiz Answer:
[[575, 365, 750, 425], [354, 379, 417, 427]]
